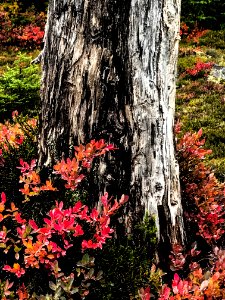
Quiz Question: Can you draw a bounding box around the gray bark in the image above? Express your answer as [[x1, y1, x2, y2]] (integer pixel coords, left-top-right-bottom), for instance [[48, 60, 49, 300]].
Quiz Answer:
[[39, 0, 184, 247]]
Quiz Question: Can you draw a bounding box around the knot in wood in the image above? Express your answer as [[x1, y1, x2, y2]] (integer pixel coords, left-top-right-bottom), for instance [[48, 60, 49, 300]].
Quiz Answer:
[[155, 182, 163, 192], [170, 197, 178, 206]]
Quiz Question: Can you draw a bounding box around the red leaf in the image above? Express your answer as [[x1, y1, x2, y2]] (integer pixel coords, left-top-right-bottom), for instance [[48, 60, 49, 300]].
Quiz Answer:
[[1, 192, 6, 204]]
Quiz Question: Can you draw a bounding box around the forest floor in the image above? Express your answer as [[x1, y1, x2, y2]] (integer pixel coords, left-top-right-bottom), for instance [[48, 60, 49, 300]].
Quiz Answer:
[[176, 29, 225, 180]]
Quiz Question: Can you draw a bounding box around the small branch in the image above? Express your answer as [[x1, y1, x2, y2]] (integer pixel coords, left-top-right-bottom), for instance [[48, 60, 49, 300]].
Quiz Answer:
[[31, 51, 43, 64]]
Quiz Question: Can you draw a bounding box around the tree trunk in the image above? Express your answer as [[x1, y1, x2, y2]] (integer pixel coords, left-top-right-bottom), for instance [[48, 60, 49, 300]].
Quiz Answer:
[[39, 0, 184, 247]]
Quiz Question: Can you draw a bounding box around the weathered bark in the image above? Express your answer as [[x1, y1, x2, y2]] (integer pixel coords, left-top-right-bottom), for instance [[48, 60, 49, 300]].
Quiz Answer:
[[39, 0, 184, 246]]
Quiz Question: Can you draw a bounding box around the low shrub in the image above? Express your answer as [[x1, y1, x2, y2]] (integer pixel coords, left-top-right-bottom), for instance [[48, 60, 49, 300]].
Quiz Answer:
[[178, 58, 214, 80], [138, 127, 225, 299], [176, 128, 225, 245], [0, 116, 132, 298], [0, 190, 128, 299], [0, 112, 38, 204], [0, 112, 159, 299], [177, 55, 197, 75], [0, 4, 45, 49], [2, 114, 225, 299], [176, 39, 225, 179], [0, 53, 40, 121], [199, 30, 225, 49], [185, 61, 214, 78], [180, 23, 209, 45]]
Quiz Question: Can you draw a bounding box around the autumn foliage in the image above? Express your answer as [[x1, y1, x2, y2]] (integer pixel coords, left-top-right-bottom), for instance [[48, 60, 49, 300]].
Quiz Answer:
[[0, 5, 45, 49], [0, 114, 129, 298], [185, 61, 214, 78], [176, 127, 225, 244], [0, 111, 36, 153], [180, 23, 209, 44], [139, 126, 225, 299], [0, 190, 128, 298], [2, 111, 225, 299]]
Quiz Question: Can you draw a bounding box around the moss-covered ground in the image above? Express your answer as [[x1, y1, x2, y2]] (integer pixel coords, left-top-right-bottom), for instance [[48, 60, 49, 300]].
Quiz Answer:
[[176, 29, 225, 180]]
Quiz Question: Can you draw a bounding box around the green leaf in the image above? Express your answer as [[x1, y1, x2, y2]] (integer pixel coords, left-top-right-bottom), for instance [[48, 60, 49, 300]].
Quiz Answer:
[[87, 268, 95, 279], [14, 245, 21, 252], [67, 277, 74, 290], [76, 268, 81, 276], [70, 287, 79, 294], [54, 287, 62, 299], [82, 253, 90, 264], [77, 253, 90, 267], [96, 270, 103, 281]]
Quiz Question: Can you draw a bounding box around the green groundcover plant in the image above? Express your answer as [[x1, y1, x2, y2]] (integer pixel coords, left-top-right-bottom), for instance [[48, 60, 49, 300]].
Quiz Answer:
[[0, 54, 40, 121]]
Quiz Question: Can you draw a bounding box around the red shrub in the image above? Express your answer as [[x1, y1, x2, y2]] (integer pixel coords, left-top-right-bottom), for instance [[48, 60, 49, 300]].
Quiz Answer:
[[0, 123, 128, 298], [0, 9, 46, 49], [177, 128, 225, 244], [185, 61, 214, 78], [180, 23, 209, 44], [180, 22, 189, 38], [16, 25, 44, 47]]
